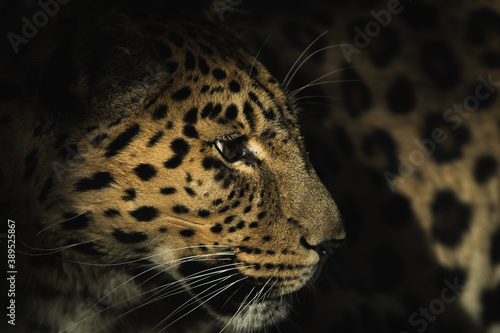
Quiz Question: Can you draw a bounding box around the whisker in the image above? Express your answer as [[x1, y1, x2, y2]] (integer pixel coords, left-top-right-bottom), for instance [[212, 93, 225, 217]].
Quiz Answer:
[[218, 286, 255, 333], [141, 263, 248, 306], [285, 44, 350, 89], [255, 268, 278, 304], [262, 278, 279, 304], [134, 252, 236, 287], [157, 275, 249, 333], [148, 273, 240, 332], [302, 65, 359, 87], [293, 95, 342, 102], [61, 261, 185, 331], [296, 101, 338, 110], [16, 235, 105, 256], [76, 265, 246, 333], [36, 209, 91, 235], [291, 78, 360, 97], [282, 31, 328, 87], [150, 262, 251, 307], [88, 254, 238, 315], [244, 33, 272, 96], [57, 246, 234, 267], [65, 263, 245, 332]]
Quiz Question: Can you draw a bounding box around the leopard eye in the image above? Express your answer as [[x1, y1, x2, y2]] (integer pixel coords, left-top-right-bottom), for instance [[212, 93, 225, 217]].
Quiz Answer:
[[214, 137, 246, 162]]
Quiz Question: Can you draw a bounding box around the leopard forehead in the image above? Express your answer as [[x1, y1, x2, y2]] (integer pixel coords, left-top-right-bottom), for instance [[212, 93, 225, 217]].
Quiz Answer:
[[50, 18, 311, 228], [66, 18, 304, 170]]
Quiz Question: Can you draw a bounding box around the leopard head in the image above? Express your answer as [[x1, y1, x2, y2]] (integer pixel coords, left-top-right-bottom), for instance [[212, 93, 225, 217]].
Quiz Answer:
[[18, 2, 345, 331]]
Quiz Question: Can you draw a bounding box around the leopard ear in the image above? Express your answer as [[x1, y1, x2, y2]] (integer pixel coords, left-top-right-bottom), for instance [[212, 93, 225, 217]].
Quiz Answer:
[[36, 2, 157, 122], [36, 0, 246, 123]]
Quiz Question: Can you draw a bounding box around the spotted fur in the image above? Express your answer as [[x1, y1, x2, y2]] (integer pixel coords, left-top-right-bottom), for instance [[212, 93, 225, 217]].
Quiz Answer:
[[2, 0, 500, 333], [0, 1, 344, 332]]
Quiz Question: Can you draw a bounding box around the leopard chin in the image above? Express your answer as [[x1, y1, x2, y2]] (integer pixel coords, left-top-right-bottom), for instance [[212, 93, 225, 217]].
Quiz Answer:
[[218, 299, 292, 332]]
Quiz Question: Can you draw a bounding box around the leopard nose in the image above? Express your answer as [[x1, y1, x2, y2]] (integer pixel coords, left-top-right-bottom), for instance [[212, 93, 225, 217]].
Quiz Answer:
[[300, 236, 344, 258]]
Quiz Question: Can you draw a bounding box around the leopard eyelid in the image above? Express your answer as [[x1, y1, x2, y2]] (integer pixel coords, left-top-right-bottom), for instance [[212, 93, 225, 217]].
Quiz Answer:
[[215, 140, 224, 153]]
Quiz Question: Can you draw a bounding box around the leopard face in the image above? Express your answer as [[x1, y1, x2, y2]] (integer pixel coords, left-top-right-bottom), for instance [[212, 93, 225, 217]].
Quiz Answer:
[[0, 3, 345, 331]]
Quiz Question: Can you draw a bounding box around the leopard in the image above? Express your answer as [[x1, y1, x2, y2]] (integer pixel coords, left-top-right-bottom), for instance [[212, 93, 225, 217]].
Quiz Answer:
[[1, 0, 500, 333], [0, 1, 345, 332]]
